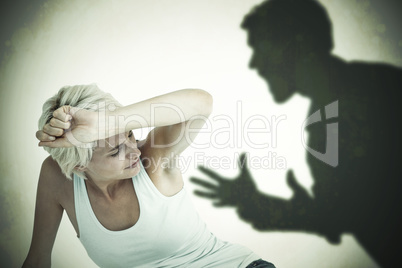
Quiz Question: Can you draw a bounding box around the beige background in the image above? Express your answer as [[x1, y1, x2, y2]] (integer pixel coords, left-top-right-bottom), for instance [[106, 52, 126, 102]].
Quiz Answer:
[[0, 0, 401, 267]]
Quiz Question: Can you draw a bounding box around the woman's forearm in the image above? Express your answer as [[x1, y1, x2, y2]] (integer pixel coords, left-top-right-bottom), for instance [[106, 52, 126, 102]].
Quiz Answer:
[[37, 89, 213, 147], [107, 89, 213, 135]]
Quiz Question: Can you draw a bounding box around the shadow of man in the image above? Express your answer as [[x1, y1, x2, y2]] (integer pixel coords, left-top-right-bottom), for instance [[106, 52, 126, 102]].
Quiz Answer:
[[190, 0, 402, 267]]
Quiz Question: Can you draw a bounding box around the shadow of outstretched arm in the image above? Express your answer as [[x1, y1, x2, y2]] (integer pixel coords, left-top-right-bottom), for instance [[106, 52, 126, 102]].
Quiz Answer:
[[190, 153, 341, 244]]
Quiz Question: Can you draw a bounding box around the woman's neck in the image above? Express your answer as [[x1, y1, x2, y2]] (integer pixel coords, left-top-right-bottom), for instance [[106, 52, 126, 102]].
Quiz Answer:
[[85, 176, 127, 201]]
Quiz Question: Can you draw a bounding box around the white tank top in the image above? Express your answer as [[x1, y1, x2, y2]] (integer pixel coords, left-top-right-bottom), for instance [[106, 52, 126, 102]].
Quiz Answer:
[[73, 160, 260, 268]]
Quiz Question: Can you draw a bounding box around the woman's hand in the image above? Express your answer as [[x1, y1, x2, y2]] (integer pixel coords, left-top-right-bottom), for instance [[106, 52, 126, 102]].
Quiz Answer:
[[36, 106, 101, 148]]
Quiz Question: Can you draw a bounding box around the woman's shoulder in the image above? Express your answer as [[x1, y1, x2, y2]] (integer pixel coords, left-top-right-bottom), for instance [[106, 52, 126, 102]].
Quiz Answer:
[[39, 156, 72, 198], [41, 156, 65, 179]]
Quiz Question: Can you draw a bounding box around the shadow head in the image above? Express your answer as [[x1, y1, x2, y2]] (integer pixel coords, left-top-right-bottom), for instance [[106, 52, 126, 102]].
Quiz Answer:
[[241, 0, 334, 102]]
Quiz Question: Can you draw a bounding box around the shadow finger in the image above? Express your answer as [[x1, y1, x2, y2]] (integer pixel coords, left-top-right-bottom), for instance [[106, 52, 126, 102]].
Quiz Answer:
[[197, 166, 224, 182], [190, 177, 218, 190], [193, 190, 218, 199]]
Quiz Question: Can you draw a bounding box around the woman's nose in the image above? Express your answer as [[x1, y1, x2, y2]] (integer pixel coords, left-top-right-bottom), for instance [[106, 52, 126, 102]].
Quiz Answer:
[[126, 145, 141, 159], [129, 152, 140, 161]]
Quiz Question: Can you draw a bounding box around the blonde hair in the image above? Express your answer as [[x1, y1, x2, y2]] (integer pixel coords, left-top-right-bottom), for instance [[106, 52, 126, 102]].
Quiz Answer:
[[38, 84, 122, 180]]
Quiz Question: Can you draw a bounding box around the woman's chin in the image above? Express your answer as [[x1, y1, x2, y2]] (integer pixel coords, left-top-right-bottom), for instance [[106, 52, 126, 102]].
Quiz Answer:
[[125, 163, 141, 177]]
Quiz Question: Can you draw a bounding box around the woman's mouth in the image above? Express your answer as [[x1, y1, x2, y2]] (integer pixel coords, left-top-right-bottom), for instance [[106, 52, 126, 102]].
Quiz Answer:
[[126, 158, 140, 169]]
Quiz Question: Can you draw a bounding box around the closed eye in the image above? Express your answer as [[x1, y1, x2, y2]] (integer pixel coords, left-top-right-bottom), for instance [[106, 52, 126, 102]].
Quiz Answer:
[[110, 143, 124, 157], [109, 131, 134, 157], [110, 148, 120, 157]]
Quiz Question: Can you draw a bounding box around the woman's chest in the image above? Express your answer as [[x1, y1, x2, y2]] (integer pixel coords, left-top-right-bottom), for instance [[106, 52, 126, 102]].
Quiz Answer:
[[59, 179, 140, 237], [87, 186, 140, 232]]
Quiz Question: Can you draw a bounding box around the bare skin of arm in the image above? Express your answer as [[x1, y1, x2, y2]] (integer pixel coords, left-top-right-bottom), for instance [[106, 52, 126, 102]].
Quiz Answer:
[[22, 158, 65, 268], [36, 89, 213, 149]]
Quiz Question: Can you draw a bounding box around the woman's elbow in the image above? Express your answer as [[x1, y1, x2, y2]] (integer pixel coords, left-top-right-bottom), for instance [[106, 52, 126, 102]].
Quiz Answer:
[[194, 89, 213, 116]]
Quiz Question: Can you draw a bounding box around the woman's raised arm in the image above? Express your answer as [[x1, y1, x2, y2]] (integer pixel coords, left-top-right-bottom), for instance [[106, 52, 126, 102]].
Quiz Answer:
[[37, 89, 213, 149]]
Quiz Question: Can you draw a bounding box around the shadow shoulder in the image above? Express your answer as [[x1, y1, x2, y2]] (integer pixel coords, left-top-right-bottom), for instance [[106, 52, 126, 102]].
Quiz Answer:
[[347, 59, 402, 76]]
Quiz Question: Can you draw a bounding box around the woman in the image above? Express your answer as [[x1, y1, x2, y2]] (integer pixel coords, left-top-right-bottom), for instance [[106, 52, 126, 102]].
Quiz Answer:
[[23, 84, 275, 268]]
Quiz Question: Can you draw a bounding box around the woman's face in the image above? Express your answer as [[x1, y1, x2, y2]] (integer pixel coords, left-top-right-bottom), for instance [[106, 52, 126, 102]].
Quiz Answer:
[[84, 130, 141, 183]]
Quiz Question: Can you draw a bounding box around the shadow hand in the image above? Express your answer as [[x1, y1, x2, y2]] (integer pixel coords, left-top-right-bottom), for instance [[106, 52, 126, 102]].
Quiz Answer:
[[190, 153, 257, 207]]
